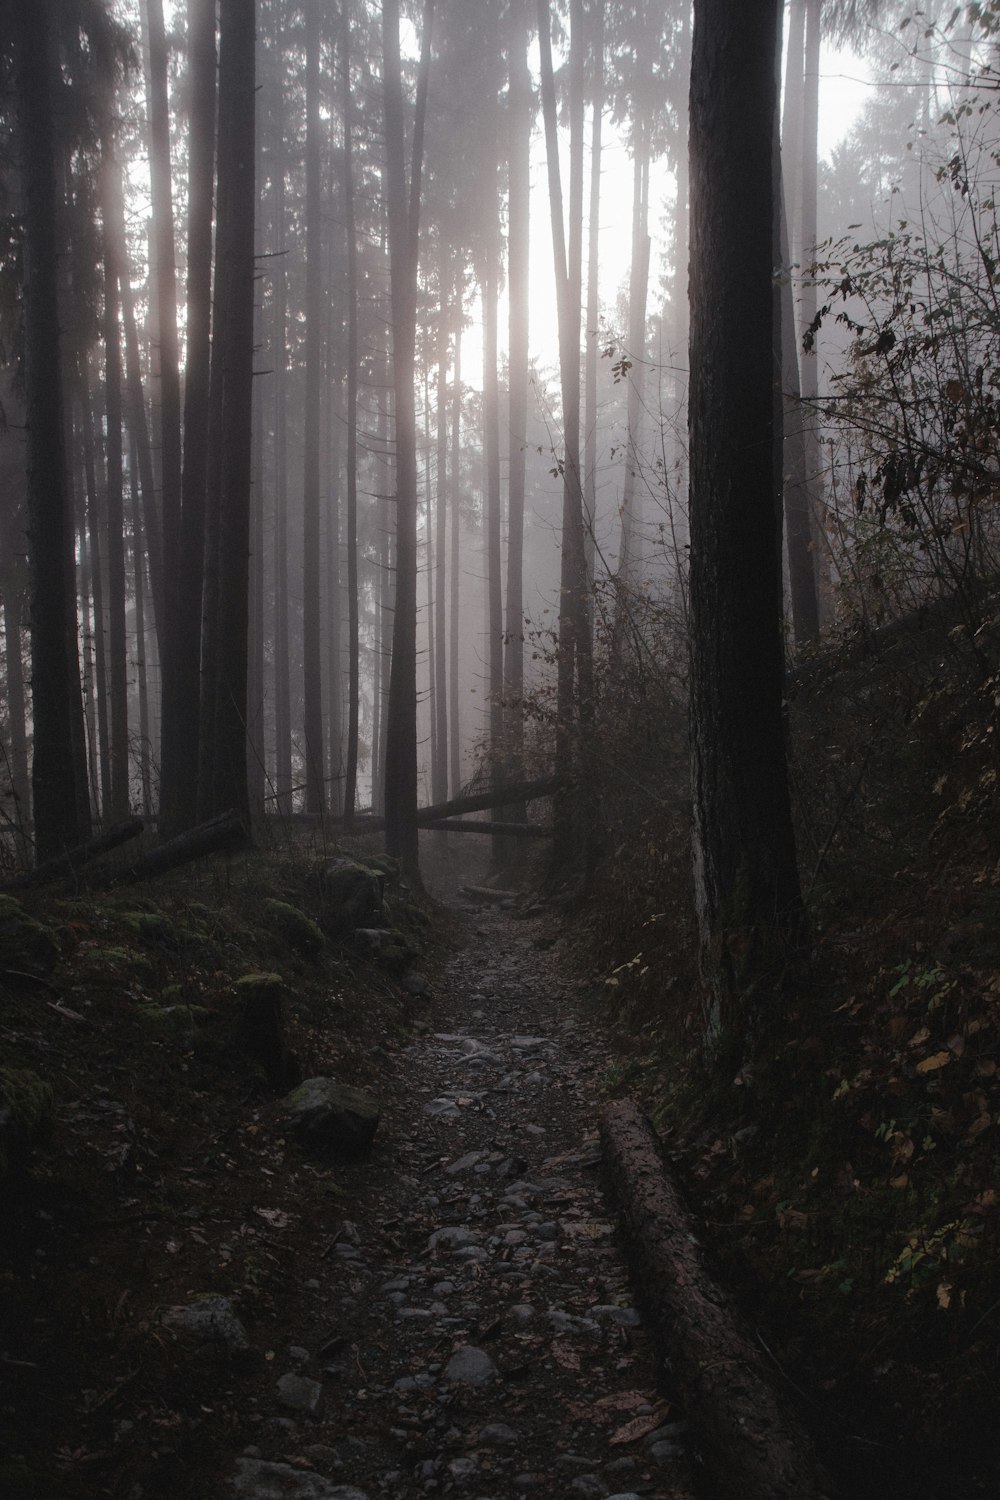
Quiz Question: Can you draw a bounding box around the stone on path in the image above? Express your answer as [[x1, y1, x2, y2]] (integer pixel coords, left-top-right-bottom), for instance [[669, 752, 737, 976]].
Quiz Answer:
[[442, 1344, 498, 1385], [276, 1371, 323, 1414], [162, 1294, 249, 1351], [234, 1459, 368, 1499], [283, 1077, 380, 1158]]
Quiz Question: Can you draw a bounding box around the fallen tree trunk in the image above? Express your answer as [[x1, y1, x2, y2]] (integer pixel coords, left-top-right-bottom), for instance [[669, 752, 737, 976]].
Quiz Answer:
[[87, 809, 248, 889], [420, 819, 553, 838], [10, 817, 145, 889], [600, 1099, 836, 1500], [459, 885, 518, 903], [268, 777, 566, 832]]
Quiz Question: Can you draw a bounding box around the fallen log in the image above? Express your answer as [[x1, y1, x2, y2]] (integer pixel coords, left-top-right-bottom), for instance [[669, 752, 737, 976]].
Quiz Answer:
[[420, 819, 553, 838], [9, 817, 146, 889], [270, 776, 566, 831], [600, 1099, 835, 1500], [87, 809, 248, 889], [459, 885, 519, 904]]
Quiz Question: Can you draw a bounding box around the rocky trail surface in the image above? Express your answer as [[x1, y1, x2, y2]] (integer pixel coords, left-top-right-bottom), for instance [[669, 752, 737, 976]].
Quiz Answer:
[[229, 900, 698, 1500]]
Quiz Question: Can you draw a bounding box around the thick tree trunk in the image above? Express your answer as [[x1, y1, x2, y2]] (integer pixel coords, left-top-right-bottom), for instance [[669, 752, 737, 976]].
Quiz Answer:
[[145, 0, 184, 821], [202, 0, 256, 824], [16, 0, 91, 860], [2, 584, 31, 860], [173, 0, 216, 830], [688, 0, 804, 1053], [272, 33, 293, 817]]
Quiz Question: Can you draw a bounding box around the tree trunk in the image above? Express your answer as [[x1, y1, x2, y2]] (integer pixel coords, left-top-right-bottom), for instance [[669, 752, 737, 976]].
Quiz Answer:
[[583, 3, 603, 589], [538, 0, 593, 870], [302, 0, 325, 816], [688, 0, 804, 1056], [382, 0, 433, 875], [432, 252, 449, 809], [77, 362, 112, 819], [505, 0, 531, 817], [448, 289, 463, 798], [272, 27, 293, 817], [342, 4, 361, 825], [2, 583, 31, 861], [173, 0, 216, 830], [99, 126, 131, 823], [202, 0, 256, 825], [145, 0, 184, 822], [16, 0, 91, 859], [617, 122, 651, 602]]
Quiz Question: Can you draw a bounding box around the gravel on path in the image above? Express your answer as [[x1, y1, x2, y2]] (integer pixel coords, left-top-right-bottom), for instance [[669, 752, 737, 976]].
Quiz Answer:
[[230, 903, 698, 1500]]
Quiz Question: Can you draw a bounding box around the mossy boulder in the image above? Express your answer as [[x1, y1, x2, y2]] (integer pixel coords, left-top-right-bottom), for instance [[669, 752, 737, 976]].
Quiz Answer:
[[120, 910, 177, 946], [0, 895, 59, 975], [260, 899, 325, 956], [284, 1076, 380, 1158], [0, 1066, 54, 1181], [315, 858, 384, 932]]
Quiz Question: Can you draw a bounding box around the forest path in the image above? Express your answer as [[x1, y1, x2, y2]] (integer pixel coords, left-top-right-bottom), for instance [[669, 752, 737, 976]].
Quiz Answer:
[[230, 900, 698, 1500]]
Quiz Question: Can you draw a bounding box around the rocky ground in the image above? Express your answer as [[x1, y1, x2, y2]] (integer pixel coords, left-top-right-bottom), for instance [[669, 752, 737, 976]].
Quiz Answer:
[[223, 897, 698, 1500]]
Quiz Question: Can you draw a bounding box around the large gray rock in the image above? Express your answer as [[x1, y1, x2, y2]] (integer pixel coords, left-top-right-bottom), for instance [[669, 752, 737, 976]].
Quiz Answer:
[[162, 1294, 249, 1351], [233, 1460, 369, 1499], [284, 1077, 380, 1158], [276, 1372, 323, 1414], [442, 1344, 497, 1385]]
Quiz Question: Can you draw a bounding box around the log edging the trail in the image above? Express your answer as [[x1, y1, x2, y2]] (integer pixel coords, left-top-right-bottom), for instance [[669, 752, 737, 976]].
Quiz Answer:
[[600, 1098, 836, 1500]]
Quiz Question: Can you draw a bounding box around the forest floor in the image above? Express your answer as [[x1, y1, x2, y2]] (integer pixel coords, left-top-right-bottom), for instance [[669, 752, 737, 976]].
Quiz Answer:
[[3, 778, 999, 1500], [1, 848, 705, 1500]]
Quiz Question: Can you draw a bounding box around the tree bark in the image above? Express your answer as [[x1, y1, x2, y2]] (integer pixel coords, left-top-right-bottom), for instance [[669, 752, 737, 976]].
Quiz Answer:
[[145, 0, 184, 821], [382, 0, 433, 875], [688, 0, 804, 1054], [341, 3, 361, 826], [202, 0, 256, 824], [448, 284, 463, 798], [505, 0, 531, 815], [302, 0, 326, 816], [583, 3, 603, 588], [15, 0, 91, 860], [173, 0, 217, 830]]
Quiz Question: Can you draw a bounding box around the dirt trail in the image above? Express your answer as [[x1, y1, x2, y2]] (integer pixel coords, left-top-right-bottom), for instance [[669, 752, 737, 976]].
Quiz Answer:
[[228, 900, 698, 1500]]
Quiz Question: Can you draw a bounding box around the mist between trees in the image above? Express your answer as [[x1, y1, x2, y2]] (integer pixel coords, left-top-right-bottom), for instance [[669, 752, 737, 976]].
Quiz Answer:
[[3, 0, 1000, 1010]]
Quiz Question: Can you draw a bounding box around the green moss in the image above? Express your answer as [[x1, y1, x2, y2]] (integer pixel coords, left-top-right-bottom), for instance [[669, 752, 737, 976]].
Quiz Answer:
[[260, 899, 325, 955], [234, 971, 285, 994], [120, 910, 177, 945], [0, 1066, 54, 1179], [0, 895, 59, 973], [135, 1003, 212, 1041]]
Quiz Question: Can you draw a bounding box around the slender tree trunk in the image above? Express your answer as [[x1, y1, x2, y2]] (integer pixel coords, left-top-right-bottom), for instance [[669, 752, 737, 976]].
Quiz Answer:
[[99, 127, 131, 822], [145, 0, 184, 822], [432, 252, 449, 810], [688, 0, 803, 1056], [382, 0, 433, 874], [77, 363, 112, 819], [538, 0, 592, 869], [448, 292, 462, 798], [14, 0, 90, 858], [128, 442, 154, 817], [302, 0, 325, 815], [272, 42, 293, 816], [174, 0, 217, 829], [342, 4, 361, 825], [617, 125, 651, 601], [3, 583, 31, 860], [583, 3, 603, 588]]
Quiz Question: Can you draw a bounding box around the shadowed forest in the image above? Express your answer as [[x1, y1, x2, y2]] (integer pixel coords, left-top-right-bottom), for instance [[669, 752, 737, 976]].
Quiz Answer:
[[2, 1, 1000, 1497]]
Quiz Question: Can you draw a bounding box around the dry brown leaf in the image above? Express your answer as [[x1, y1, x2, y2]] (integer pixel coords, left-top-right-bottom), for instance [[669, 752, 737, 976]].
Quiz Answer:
[[609, 1403, 671, 1446], [550, 1339, 581, 1371], [916, 1051, 951, 1074]]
